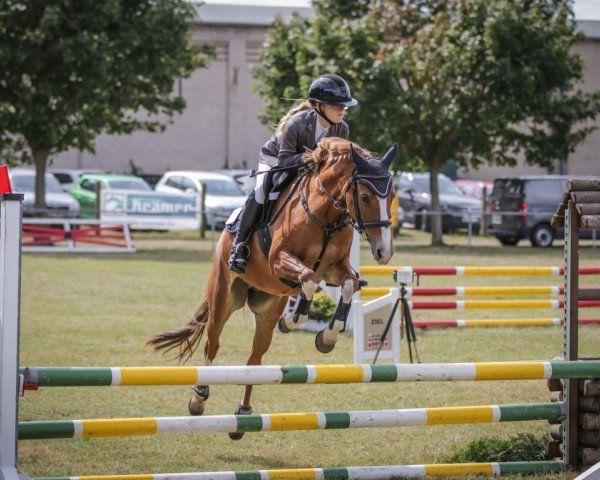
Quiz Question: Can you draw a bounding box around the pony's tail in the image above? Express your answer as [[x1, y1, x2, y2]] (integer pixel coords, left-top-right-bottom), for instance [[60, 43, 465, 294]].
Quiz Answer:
[[145, 300, 209, 364]]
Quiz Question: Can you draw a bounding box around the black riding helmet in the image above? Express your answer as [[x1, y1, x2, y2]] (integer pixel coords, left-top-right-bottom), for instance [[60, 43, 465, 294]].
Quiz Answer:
[[308, 74, 357, 125]]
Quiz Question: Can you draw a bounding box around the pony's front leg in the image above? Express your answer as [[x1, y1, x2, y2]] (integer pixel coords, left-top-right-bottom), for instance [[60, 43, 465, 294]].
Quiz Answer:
[[316, 265, 359, 353], [273, 250, 318, 333]]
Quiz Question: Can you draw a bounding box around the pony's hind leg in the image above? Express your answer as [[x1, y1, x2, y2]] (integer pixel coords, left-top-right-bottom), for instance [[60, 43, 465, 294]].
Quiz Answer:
[[188, 270, 249, 416], [229, 290, 287, 441]]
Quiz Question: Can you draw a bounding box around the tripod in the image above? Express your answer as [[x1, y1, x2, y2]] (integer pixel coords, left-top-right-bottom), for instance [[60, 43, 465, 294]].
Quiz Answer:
[[372, 283, 420, 364]]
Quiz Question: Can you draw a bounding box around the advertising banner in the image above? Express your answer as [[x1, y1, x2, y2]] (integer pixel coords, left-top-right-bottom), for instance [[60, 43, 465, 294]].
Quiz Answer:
[[100, 190, 201, 230]]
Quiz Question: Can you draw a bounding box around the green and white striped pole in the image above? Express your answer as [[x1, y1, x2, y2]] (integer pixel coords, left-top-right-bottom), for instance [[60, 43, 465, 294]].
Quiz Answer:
[[20, 402, 562, 440], [21, 360, 600, 387], [32, 460, 566, 479]]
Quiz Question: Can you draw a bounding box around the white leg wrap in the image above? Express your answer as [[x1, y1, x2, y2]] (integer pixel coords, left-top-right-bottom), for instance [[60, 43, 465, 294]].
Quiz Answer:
[[282, 305, 307, 331], [341, 279, 354, 303], [322, 319, 345, 345]]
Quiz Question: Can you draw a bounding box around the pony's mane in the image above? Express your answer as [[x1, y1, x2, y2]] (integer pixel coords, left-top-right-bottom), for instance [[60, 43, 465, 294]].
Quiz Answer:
[[306, 137, 370, 164]]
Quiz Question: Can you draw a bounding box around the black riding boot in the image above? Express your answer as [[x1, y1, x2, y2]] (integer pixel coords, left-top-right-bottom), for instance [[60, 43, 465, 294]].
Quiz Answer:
[[228, 192, 263, 273]]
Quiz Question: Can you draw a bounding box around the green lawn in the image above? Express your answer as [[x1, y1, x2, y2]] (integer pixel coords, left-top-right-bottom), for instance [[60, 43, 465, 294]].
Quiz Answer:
[[17, 228, 600, 479]]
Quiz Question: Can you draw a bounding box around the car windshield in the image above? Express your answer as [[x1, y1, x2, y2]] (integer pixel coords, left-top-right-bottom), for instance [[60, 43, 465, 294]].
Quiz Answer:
[[413, 176, 463, 195], [12, 174, 64, 193], [107, 179, 152, 191], [202, 179, 243, 196]]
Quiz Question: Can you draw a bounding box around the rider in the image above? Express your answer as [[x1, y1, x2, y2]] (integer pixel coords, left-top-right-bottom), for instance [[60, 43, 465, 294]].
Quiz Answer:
[[228, 73, 358, 273]]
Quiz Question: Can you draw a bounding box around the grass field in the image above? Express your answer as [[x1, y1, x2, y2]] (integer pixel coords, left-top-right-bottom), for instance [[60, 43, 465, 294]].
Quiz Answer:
[[17, 228, 600, 479]]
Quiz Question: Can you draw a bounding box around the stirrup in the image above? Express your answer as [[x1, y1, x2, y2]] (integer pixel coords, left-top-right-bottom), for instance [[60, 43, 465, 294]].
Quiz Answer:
[[228, 243, 250, 273]]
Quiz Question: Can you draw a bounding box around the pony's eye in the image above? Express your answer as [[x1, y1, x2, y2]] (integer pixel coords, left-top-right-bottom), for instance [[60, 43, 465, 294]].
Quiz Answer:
[[360, 194, 369, 203]]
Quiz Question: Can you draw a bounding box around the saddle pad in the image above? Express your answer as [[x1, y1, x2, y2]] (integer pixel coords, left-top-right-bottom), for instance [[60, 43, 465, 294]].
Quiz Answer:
[[224, 207, 243, 234]]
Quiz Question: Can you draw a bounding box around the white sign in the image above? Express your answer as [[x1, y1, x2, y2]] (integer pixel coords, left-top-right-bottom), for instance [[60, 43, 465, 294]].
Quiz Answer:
[[353, 288, 401, 364], [100, 190, 201, 230]]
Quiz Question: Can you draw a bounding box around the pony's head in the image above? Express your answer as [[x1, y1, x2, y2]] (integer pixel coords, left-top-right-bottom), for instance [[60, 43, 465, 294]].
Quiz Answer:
[[307, 137, 396, 264], [349, 143, 396, 264]]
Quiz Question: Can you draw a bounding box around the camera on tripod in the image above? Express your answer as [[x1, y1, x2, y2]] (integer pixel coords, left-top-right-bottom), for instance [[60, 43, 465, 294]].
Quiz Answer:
[[393, 267, 414, 285]]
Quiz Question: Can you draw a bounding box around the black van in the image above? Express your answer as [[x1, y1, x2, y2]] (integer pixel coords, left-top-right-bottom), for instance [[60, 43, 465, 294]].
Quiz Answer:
[[487, 175, 596, 247]]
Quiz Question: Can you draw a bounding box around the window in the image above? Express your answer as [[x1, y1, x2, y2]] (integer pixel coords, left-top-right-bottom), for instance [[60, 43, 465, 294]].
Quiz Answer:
[[181, 177, 197, 192], [492, 179, 523, 197], [107, 179, 152, 191], [413, 176, 463, 195], [524, 180, 564, 204], [12, 174, 64, 193], [80, 179, 97, 192], [201, 179, 243, 196], [53, 173, 73, 184], [165, 176, 184, 190]]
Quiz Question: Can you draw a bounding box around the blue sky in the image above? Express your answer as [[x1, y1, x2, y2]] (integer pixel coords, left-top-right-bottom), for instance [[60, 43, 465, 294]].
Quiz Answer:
[[203, 0, 600, 20]]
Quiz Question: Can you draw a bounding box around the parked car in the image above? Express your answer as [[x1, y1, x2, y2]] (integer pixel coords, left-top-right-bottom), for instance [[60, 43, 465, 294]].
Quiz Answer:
[[70, 173, 153, 217], [155, 171, 246, 229], [487, 175, 596, 247], [9, 168, 80, 218], [396, 172, 482, 233], [50, 168, 105, 192], [454, 179, 493, 201], [214, 169, 256, 194]]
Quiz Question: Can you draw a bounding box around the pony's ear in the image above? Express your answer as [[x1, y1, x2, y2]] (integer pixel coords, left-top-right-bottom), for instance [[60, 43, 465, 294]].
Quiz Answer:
[[351, 144, 368, 170], [381, 143, 397, 169]]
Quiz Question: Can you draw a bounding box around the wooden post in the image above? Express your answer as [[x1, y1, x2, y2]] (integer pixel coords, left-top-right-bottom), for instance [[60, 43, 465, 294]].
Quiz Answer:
[[563, 198, 580, 469]]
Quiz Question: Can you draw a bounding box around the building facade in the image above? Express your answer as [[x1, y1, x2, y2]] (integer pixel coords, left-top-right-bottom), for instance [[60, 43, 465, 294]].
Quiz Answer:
[[51, 5, 599, 179]]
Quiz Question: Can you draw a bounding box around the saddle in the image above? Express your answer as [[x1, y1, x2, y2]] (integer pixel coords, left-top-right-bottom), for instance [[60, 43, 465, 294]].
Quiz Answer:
[[225, 169, 295, 252], [225, 169, 298, 287]]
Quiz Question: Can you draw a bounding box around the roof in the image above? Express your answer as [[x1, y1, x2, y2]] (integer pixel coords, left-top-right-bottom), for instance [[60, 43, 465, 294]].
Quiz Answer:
[[494, 175, 596, 181], [10, 168, 53, 177], [80, 173, 146, 181], [195, 3, 598, 39], [577, 20, 600, 39], [195, 2, 312, 27], [162, 170, 234, 180]]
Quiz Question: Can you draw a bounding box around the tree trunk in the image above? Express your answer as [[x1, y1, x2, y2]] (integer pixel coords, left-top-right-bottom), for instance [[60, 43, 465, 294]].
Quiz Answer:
[[33, 148, 50, 214], [429, 166, 444, 246]]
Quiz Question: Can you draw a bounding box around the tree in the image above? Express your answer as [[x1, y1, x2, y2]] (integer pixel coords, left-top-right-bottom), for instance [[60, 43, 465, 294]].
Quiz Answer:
[[0, 0, 213, 211], [254, 0, 600, 245]]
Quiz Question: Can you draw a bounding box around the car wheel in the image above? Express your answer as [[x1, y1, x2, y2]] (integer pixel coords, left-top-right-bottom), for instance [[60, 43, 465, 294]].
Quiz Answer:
[[497, 235, 519, 246], [530, 224, 554, 248], [418, 209, 430, 232]]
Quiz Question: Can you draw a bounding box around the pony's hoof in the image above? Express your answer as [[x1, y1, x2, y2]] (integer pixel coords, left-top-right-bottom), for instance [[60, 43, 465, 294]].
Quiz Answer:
[[188, 395, 206, 416], [229, 404, 252, 441], [315, 329, 335, 354], [278, 316, 291, 333]]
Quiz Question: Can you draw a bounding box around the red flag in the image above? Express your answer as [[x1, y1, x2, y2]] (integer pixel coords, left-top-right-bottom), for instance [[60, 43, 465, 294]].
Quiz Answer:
[[0, 166, 12, 194]]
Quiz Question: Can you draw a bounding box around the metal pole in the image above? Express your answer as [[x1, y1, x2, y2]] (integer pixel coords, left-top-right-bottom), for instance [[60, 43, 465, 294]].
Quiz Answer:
[[0, 194, 29, 480]]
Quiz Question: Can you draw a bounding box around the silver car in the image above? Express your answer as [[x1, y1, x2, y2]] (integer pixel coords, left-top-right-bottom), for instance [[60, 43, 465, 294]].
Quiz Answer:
[[10, 168, 80, 218], [155, 170, 247, 229]]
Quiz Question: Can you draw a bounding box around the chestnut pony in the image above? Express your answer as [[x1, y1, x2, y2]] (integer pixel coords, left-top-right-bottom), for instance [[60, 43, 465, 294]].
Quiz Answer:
[[147, 137, 396, 439]]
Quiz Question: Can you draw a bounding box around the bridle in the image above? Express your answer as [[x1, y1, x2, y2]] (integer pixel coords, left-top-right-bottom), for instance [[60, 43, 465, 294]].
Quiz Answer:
[[265, 157, 393, 273], [302, 162, 393, 239]]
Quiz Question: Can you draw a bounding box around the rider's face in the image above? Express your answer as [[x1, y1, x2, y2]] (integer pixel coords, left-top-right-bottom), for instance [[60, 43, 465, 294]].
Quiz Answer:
[[321, 103, 347, 124]]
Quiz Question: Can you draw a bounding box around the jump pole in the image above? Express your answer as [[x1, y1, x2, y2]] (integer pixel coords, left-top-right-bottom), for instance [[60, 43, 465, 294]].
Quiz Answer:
[[0, 192, 29, 480], [360, 266, 600, 276], [18, 402, 563, 440], [21, 360, 600, 387], [32, 461, 566, 480]]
